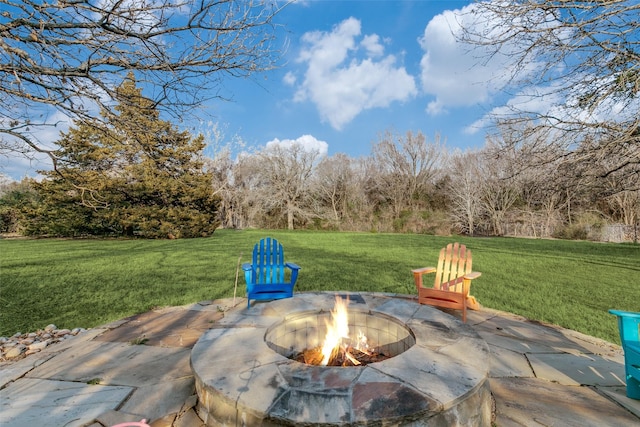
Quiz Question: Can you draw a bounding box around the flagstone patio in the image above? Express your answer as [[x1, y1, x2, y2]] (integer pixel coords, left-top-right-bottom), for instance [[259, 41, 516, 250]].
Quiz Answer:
[[0, 293, 638, 426]]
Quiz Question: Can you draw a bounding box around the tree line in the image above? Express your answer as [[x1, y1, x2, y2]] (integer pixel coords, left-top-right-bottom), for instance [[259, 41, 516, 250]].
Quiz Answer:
[[1, 108, 638, 242], [206, 128, 639, 242]]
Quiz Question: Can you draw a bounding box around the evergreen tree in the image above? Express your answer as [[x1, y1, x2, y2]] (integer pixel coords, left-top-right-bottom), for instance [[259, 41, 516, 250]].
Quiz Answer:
[[25, 74, 220, 238], [0, 179, 39, 234]]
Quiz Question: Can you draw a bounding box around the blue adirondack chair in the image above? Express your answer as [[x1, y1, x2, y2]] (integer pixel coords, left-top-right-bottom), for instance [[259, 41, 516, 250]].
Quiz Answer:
[[609, 309, 640, 399], [242, 237, 301, 308]]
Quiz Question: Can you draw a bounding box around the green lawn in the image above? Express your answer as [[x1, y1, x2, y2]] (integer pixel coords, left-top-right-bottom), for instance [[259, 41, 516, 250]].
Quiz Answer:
[[1, 230, 638, 344]]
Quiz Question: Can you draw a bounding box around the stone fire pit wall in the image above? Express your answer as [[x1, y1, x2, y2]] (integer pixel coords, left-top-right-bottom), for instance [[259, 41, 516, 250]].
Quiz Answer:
[[191, 292, 492, 426]]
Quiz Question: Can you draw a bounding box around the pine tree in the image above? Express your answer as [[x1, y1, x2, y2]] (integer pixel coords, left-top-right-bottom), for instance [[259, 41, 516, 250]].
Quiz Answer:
[[26, 74, 220, 238]]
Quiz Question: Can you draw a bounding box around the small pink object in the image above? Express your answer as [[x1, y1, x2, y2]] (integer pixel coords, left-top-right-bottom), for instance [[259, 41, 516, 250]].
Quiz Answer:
[[110, 420, 150, 427]]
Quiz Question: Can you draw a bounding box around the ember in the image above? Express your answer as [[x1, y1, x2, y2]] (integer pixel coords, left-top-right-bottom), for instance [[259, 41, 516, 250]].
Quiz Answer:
[[294, 345, 391, 366], [292, 295, 392, 366]]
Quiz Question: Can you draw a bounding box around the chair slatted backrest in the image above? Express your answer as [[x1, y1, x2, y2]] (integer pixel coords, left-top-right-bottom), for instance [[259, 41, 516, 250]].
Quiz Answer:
[[252, 237, 285, 284], [435, 243, 472, 293]]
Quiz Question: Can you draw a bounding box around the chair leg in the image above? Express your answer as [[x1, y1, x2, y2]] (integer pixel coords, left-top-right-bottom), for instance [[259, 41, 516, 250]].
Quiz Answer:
[[628, 375, 640, 399]]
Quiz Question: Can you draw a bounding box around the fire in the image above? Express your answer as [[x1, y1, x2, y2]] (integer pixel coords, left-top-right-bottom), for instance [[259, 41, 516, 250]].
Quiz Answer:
[[319, 296, 371, 366]]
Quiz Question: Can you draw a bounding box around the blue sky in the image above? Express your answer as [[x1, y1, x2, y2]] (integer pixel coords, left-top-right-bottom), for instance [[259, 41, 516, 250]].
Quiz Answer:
[[5, 0, 521, 180], [207, 0, 495, 159]]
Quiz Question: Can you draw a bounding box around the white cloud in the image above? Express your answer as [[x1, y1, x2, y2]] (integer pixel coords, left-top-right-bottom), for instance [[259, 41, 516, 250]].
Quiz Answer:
[[1, 110, 71, 180], [266, 134, 328, 157], [464, 75, 640, 135], [464, 80, 573, 134], [292, 17, 417, 130], [1, 154, 49, 181], [95, 0, 163, 32], [361, 34, 384, 57], [419, 3, 546, 116], [419, 5, 506, 115], [283, 71, 297, 86]]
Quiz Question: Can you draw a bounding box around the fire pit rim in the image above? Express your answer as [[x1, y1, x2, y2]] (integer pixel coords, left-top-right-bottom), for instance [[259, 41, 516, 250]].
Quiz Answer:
[[191, 291, 492, 426]]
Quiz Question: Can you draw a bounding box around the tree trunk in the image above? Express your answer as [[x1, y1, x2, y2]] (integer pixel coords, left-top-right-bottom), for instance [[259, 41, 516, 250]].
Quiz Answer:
[[287, 200, 294, 230]]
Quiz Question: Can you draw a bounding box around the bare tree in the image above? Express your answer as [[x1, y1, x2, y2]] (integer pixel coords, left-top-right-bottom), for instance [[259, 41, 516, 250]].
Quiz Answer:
[[516, 154, 565, 238], [459, 0, 640, 189], [604, 189, 639, 227], [256, 142, 321, 230], [205, 148, 236, 227], [312, 153, 353, 224], [202, 122, 250, 228], [370, 131, 444, 219], [1, 0, 283, 168], [449, 137, 536, 237], [340, 156, 377, 231], [479, 141, 521, 236], [447, 150, 483, 235], [226, 153, 264, 228], [600, 160, 640, 227]]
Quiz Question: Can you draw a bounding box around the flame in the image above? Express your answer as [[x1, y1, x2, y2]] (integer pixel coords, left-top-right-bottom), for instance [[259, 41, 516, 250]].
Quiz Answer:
[[320, 296, 351, 365], [356, 330, 371, 355]]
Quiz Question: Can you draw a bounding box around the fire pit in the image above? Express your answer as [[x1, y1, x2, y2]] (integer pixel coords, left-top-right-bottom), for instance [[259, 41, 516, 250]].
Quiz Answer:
[[268, 295, 415, 366], [191, 292, 492, 426]]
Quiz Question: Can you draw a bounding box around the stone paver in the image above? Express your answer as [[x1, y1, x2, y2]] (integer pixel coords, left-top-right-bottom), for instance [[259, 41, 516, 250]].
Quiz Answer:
[[490, 377, 640, 427], [529, 352, 626, 386], [0, 378, 133, 427], [94, 305, 224, 348], [0, 351, 57, 388], [0, 300, 235, 427], [25, 340, 192, 386], [118, 377, 195, 422], [486, 345, 534, 378], [0, 294, 638, 426], [599, 386, 640, 419]]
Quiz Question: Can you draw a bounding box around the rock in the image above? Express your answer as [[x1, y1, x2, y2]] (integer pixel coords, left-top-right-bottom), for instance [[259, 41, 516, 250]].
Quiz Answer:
[[1, 325, 86, 361], [28, 341, 49, 351], [5, 344, 26, 359]]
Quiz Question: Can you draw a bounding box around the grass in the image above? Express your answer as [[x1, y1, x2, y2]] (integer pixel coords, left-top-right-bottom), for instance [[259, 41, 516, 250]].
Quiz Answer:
[[1, 229, 638, 344]]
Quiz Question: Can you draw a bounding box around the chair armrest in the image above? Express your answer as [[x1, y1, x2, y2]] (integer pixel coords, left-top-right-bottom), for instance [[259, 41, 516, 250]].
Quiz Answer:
[[285, 262, 301, 285], [412, 267, 436, 275], [609, 310, 640, 319], [464, 272, 481, 280], [412, 267, 436, 291], [286, 262, 301, 271], [241, 263, 252, 272], [609, 309, 640, 343]]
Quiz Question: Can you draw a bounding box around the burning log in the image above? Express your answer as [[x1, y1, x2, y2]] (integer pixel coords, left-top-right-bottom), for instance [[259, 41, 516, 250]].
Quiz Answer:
[[292, 295, 391, 366], [294, 345, 390, 367]]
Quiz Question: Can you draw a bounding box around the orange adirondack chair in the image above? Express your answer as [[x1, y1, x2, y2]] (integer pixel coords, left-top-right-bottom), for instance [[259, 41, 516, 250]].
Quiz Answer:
[[412, 242, 481, 322]]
